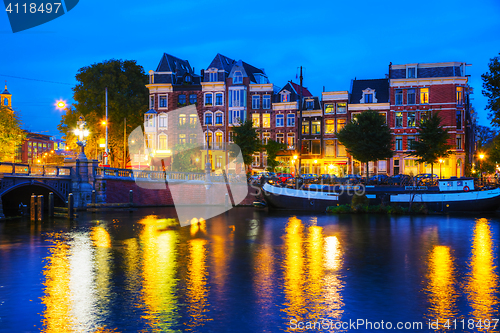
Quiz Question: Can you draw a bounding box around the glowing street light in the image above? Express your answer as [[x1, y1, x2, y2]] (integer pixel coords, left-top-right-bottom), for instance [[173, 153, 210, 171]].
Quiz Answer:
[[479, 153, 485, 185], [439, 158, 444, 179], [75, 116, 90, 160]]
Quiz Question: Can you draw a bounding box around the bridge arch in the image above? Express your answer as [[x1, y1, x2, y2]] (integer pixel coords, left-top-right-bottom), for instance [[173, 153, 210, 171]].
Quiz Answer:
[[1, 182, 66, 216]]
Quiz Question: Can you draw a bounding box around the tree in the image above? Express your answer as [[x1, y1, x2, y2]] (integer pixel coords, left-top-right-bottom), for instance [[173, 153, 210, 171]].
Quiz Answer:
[[409, 112, 452, 177], [265, 139, 286, 172], [0, 105, 25, 162], [476, 125, 496, 150], [58, 59, 148, 167], [229, 119, 261, 173], [336, 110, 393, 177], [482, 53, 500, 127], [171, 143, 202, 172]]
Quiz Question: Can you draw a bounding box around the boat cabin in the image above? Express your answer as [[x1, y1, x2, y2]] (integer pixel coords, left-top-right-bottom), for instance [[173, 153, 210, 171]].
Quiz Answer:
[[438, 177, 475, 192]]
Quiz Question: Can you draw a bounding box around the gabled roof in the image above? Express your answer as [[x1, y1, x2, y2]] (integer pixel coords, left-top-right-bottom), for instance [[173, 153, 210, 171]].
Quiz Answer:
[[207, 53, 235, 72], [289, 82, 313, 97], [156, 53, 193, 74], [240, 61, 265, 84], [145, 109, 157, 114], [349, 78, 389, 104]]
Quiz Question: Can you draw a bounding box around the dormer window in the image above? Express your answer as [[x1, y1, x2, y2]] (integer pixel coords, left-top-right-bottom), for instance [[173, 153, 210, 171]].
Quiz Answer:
[[280, 90, 290, 102], [184, 75, 191, 83], [407, 67, 416, 78], [306, 100, 314, 110], [360, 88, 377, 104], [209, 72, 217, 82], [233, 71, 243, 84]]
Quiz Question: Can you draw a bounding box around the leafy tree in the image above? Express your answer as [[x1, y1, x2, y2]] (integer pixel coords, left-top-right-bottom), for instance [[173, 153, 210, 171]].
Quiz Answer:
[[0, 105, 25, 162], [171, 143, 202, 172], [482, 53, 500, 127], [476, 125, 496, 150], [337, 110, 393, 177], [265, 139, 286, 172], [59, 59, 148, 167], [229, 119, 261, 173], [409, 112, 452, 176]]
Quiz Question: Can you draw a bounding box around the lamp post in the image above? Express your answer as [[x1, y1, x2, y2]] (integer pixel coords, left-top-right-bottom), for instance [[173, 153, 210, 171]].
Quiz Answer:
[[74, 116, 89, 160], [479, 153, 485, 185], [205, 124, 212, 189], [439, 158, 443, 179]]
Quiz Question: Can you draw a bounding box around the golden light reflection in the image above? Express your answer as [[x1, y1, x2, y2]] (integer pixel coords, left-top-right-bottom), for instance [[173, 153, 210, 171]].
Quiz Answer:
[[41, 239, 74, 332], [426, 245, 458, 322], [323, 236, 344, 321], [306, 226, 324, 322], [211, 220, 228, 293], [283, 217, 306, 324], [140, 217, 179, 331], [190, 218, 207, 237], [91, 227, 111, 248], [186, 238, 212, 329], [466, 218, 499, 320], [253, 223, 274, 319]]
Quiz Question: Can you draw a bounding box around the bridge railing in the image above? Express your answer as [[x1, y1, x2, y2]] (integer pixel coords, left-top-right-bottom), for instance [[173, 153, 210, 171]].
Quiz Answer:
[[93, 167, 247, 184], [0, 162, 72, 177]]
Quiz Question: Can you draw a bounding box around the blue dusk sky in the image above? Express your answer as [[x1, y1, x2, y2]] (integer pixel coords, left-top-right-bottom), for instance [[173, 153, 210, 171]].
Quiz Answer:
[[1, 0, 500, 138]]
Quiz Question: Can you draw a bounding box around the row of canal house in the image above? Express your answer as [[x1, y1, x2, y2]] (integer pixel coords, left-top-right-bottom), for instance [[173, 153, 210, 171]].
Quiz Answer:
[[142, 53, 475, 178]]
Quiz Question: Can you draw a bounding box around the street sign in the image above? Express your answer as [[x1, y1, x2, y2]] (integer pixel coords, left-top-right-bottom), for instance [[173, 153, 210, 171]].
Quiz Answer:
[[103, 152, 108, 158]]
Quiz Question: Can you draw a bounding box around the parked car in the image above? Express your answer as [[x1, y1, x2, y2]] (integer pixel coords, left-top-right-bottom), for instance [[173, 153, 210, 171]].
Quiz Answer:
[[415, 173, 439, 186], [345, 174, 362, 184], [368, 174, 389, 185], [387, 174, 412, 186], [277, 173, 294, 183], [300, 174, 320, 184], [320, 174, 338, 184]]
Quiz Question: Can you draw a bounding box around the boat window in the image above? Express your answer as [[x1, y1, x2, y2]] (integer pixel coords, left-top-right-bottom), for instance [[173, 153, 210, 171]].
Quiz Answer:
[[457, 181, 462, 186]]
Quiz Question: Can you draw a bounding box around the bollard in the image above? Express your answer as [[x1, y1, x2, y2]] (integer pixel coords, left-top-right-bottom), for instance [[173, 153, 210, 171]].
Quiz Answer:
[[129, 190, 133, 205], [37, 195, 44, 221], [68, 193, 74, 219], [91, 190, 96, 204], [48, 192, 54, 218], [30, 194, 37, 221]]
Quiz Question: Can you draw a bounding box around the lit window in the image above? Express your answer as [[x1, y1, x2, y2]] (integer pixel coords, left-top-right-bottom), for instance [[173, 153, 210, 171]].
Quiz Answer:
[[189, 114, 197, 126], [145, 114, 155, 127], [325, 119, 335, 134], [179, 114, 186, 126], [263, 95, 271, 109], [456, 87, 463, 105], [407, 89, 416, 104], [159, 135, 167, 150], [189, 133, 197, 144], [325, 104, 335, 115], [233, 71, 243, 84], [395, 89, 403, 105], [407, 112, 416, 127], [311, 121, 321, 135], [281, 93, 289, 102], [263, 114, 271, 128], [276, 114, 284, 127], [420, 88, 429, 104], [205, 93, 213, 106], [252, 113, 260, 127], [178, 134, 186, 145], [287, 133, 295, 149], [159, 95, 168, 108], [252, 95, 260, 109], [215, 132, 223, 149], [395, 112, 403, 128], [286, 114, 295, 127], [276, 133, 285, 144], [336, 119, 345, 132], [337, 103, 346, 114], [302, 121, 310, 135], [215, 93, 223, 106], [205, 132, 213, 148], [262, 132, 271, 145]]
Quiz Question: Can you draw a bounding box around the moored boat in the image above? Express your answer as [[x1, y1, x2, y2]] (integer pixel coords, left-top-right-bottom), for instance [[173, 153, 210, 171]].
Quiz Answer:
[[262, 177, 500, 213]]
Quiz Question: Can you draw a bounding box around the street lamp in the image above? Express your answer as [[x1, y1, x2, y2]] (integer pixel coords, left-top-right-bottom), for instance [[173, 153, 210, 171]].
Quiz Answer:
[[439, 158, 443, 179], [479, 153, 485, 185], [74, 116, 89, 160]]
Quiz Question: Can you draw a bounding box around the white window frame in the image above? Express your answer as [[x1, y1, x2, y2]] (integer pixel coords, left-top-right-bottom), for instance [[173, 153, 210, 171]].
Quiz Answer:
[[286, 113, 295, 127], [287, 133, 295, 150], [158, 114, 168, 128], [276, 114, 284, 127], [263, 95, 271, 109], [145, 114, 155, 128], [262, 132, 271, 145], [158, 94, 168, 109], [204, 93, 213, 106], [276, 133, 285, 144], [262, 113, 271, 128], [396, 136, 403, 151], [233, 71, 243, 84], [210, 72, 217, 82], [214, 111, 224, 126], [215, 92, 224, 106], [252, 95, 260, 109], [158, 134, 168, 150], [407, 66, 417, 79], [252, 113, 260, 128], [214, 131, 223, 149], [149, 95, 155, 109], [204, 111, 213, 125]]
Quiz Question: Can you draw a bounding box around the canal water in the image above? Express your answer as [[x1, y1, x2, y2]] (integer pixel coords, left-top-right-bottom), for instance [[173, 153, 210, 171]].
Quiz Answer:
[[0, 208, 499, 332]]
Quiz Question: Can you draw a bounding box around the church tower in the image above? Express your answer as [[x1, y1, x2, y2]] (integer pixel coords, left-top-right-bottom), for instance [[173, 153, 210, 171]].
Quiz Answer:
[[1, 81, 12, 109]]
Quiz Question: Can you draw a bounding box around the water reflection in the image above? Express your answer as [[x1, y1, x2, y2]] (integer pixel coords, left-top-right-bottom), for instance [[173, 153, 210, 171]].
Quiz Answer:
[[41, 237, 73, 332], [466, 218, 499, 320], [306, 226, 324, 321], [283, 217, 306, 325], [426, 245, 458, 323], [186, 238, 211, 329], [139, 215, 180, 332], [323, 235, 344, 321]]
